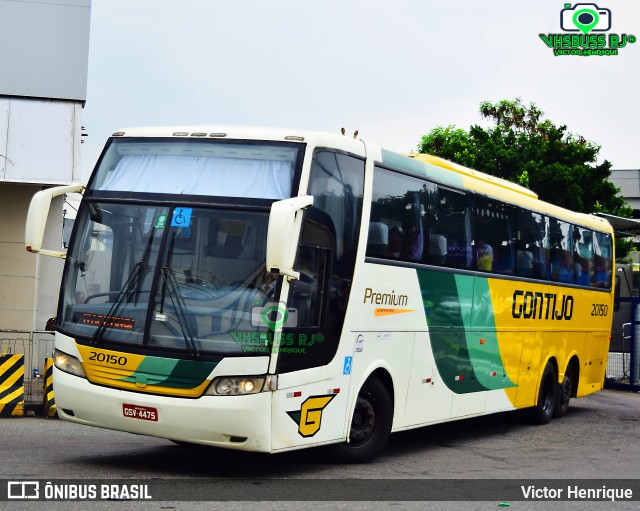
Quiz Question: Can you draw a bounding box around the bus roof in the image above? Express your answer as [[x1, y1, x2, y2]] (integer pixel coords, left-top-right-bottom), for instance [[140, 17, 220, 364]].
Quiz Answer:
[[110, 125, 367, 154], [107, 126, 613, 234], [408, 153, 539, 200]]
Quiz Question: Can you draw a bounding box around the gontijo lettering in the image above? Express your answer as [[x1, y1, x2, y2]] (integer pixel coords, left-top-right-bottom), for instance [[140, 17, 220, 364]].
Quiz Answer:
[[512, 290, 574, 320], [363, 287, 408, 306]]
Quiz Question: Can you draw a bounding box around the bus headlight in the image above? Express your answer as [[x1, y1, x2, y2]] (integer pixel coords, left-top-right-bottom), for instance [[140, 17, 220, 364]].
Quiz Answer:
[[53, 349, 87, 379], [206, 376, 265, 396]]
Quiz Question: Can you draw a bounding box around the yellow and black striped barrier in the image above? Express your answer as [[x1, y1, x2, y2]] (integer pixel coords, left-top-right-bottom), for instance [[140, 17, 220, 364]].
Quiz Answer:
[[0, 354, 25, 417], [43, 357, 57, 418]]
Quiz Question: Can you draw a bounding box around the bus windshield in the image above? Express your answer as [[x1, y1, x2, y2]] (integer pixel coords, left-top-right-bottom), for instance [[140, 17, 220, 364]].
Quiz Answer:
[[57, 137, 305, 356], [89, 138, 300, 199], [60, 203, 277, 356]]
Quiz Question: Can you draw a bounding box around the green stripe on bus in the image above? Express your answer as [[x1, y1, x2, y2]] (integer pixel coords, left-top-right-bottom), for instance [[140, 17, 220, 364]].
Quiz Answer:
[[164, 360, 216, 388], [417, 270, 514, 393], [418, 270, 486, 393], [120, 357, 216, 389], [467, 277, 516, 390]]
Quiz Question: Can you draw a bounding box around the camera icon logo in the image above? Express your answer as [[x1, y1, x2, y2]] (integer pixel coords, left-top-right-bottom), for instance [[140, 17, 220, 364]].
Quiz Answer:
[[251, 302, 298, 330], [561, 3, 611, 34]]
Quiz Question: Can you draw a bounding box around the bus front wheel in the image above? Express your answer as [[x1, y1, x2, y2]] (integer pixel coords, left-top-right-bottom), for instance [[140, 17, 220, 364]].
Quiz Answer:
[[327, 377, 393, 463], [529, 362, 557, 425]]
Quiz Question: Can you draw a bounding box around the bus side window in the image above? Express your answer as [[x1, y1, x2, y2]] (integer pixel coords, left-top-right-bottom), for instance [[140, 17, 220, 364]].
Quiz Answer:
[[369, 166, 427, 263], [516, 209, 549, 279], [573, 226, 593, 286], [474, 198, 515, 275], [289, 246, 328, 328], [433, 186, 471, 269], [549, 218, 573, 283], [277, 151, 365, 374], [592, 231, 612, 288]]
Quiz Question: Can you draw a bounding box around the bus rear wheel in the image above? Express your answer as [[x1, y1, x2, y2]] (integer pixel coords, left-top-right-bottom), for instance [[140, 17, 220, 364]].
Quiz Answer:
[[529, 362, 557, 425], [327, 377, 393, 463], [553, 369, 573, 418]]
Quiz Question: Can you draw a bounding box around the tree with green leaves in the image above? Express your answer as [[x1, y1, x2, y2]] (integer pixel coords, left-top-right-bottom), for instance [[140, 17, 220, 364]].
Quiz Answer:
[[417, 98, 633, 259]]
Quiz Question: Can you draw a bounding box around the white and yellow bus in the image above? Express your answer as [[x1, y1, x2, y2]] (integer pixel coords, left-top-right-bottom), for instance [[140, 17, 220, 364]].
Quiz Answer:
[[26, 126, 614, 462]]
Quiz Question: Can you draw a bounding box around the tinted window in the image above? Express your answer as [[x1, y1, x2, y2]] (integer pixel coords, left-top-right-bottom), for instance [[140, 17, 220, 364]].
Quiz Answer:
[[308, 151, 364, 266], [474, 197, 515, 275], [431, 186, 473, 269], [516, 209, 550, 279], [593, 231, 613, 288], [366, 166, 611, 289], [549, 218, 573, 283], [369, 167, 427, 262], [573, 226, 593, 286], [278, 150, 365, 373]]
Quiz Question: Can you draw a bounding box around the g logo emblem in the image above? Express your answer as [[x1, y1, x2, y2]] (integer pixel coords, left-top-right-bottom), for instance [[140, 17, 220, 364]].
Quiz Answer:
[[287, 395, 336, 437]]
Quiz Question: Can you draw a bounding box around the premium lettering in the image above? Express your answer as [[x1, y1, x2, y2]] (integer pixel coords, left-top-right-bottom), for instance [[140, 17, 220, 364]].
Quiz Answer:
[[363, 287, 408, 306]]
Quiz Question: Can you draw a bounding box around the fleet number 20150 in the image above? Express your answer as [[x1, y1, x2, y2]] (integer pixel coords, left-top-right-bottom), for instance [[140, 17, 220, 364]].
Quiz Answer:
[[591, 304, 609, 317], [89, 352, 128, 365]]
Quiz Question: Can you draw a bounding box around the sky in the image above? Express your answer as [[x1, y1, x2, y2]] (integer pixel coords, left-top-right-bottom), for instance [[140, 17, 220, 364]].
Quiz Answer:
[[79, 0, 640, 182]]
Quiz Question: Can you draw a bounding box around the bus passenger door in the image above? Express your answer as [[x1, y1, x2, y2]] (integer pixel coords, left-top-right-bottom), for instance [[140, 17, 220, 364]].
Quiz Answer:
[[269, 149, 365, 452], [270, 209, 353, 450]]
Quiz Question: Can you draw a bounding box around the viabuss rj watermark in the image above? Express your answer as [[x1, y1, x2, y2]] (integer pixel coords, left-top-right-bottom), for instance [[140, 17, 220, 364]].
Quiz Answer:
[[230, 302, 325, 354], [539, 3, 636, 56], [250, 302, 298, 329]]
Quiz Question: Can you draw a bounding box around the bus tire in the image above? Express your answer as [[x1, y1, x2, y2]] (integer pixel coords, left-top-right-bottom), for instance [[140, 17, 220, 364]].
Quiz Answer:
[[529, 362, 557, 425], [327, 377, 393, 463], [553, 369, 573, 418]]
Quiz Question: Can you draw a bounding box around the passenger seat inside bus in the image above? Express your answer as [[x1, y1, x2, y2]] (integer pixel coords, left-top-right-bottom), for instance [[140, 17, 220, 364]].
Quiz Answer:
[[367, 222, 388, 257], [205, 220, 257, 284], [428, 234, 447, 265]]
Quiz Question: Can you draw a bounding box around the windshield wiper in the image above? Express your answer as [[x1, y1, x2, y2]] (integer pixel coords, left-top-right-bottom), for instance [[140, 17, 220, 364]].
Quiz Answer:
[[90, 261, 144, 345], [160, 267, 200, 359]]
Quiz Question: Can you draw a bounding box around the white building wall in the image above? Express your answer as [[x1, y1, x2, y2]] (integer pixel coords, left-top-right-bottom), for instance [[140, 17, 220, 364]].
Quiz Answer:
[[0, 185, 65, 332], [0, 97, 83, 184], [0, 98, 82, 336], [0, 1, 90, 402]]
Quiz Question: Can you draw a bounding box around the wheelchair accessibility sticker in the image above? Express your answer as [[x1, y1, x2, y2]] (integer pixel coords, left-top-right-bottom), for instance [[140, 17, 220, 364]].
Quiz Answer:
[[343, 356, 352, 375], [287, 394, 336, 437], [171, 207, 193, 227]]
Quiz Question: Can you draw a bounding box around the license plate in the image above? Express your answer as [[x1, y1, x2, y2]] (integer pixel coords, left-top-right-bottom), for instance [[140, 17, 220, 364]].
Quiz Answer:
[[123, 403, 158, 422]]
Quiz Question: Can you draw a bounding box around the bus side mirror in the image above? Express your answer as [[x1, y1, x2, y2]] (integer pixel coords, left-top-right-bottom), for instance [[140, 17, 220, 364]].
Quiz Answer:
[[25, 184, 84, 258], [614, 275, 620, 312], [266, 195, 314, 281]]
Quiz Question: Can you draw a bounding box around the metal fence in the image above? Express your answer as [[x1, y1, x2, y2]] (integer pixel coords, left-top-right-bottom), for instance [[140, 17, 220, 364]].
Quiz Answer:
[[606, 297, 640, 391], [0, 329, 55, 405]]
